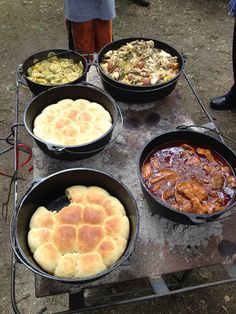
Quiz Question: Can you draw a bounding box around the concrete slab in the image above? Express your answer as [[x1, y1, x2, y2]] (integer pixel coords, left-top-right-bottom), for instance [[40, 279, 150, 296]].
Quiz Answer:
[[31, 67, 235, 298]]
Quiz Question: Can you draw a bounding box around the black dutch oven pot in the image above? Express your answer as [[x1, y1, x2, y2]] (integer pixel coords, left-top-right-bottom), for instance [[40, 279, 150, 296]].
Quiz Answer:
[[18, 49, 88, 95], [10, 168, 140, 284], [96, 37, 185, 103], [24, 83, 121, 160], [138, 128, 236, 225]]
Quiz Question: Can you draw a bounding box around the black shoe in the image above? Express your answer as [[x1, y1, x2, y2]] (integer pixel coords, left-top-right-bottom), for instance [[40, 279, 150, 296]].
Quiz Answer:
[[138, 0, 150, 7], [210, 91, 236, 110]]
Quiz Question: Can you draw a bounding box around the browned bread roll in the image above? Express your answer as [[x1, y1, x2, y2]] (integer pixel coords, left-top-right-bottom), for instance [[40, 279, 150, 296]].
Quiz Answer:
[[33, 99, 112, 146], [34, 242, 61, 274], [27, 185, 130, 278], [28, 228, 52, 253], [29, 206, 55, 229]]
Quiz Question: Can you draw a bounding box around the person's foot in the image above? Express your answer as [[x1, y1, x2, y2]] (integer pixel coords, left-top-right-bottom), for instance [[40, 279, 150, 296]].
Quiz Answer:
[[210, 90, 236, 110], [138, 0, 150, 7]]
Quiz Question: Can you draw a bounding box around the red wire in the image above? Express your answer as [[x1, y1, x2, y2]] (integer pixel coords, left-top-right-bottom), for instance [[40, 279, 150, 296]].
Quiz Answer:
[[0, 171, 14, 178], [16, 143, 33, 171], [0, 143, 33, 177]]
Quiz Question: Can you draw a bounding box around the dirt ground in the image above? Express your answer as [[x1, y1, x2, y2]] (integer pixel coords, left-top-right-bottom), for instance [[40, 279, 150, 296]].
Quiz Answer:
[[1, 0, 236, 313]]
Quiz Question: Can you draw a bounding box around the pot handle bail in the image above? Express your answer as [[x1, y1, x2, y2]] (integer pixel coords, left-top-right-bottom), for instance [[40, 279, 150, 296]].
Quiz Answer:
[[176, 124, 236, 146], [104, 102, 123, 147], [46, 144, 65, 155], [181, 52, 188, 65], [92, 53, 99, 68], [187, 214, 208, 225], [16, 64, 28, 87], [13, 177, 45, 218]]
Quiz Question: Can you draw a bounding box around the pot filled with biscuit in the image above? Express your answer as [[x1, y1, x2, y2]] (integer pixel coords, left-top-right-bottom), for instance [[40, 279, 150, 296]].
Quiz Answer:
[[24, 83, 121, 160], [10, 168, 139, 283], [138, 128, 236, 224]]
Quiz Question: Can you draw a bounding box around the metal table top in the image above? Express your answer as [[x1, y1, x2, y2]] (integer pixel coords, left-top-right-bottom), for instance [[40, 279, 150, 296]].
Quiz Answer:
[[33, 67, 236, 297]]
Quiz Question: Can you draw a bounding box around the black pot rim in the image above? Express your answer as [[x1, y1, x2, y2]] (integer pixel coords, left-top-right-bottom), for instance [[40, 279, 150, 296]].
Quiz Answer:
[[97, 37, 185, 91], [21, 48, 89, 88], [23, 83, 119, 150], [11, 167, 140, 283], [137, 129, 236, 223]]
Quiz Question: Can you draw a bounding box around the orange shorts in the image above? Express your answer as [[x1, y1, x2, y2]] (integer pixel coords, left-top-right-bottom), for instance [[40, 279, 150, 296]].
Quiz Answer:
[[68, 19, 112, 56]]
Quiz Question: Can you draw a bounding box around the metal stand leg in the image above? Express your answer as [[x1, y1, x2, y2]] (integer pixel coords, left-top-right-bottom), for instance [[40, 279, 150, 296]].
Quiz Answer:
[[69, 290, 85, 310], [171, 269, 193, 289], [222, 263, 236, 279], [149, 276, 169, 294]]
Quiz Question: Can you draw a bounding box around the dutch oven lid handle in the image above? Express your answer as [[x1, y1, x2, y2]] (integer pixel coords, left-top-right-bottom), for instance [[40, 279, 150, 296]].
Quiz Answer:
[[45, 104, 123, 156]]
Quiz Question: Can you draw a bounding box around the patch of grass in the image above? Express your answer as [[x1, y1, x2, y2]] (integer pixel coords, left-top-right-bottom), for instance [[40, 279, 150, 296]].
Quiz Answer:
[[113, 16, 127, 38]]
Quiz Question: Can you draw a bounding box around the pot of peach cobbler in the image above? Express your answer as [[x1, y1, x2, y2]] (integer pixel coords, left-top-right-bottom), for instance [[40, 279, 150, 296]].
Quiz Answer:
[[138, 128, 236, 224]]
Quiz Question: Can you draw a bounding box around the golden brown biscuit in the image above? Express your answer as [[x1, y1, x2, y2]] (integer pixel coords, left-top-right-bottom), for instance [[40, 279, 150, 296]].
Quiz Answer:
[[56, 203, 83, 226], [29, 206, 55, 229], [34, 243, 61, 274], [55, 253, 77, 278], [102, 196, 125, 216], [28, 228, 52, 253], [85, 186, 110, 205], [79, 111, 94, 123], [52, 225, 77, 254], [83, 204, 106, 225], [64, 108, 80, 121], [77, 225, 104, 253], [66, 185, 109, 205], [95, 121, 113, 134], [89, 102, 111, 122], [65, 185, 87, 203], [76, 252, 106, 278], [57, 99, 74, 108], [104, 215, 130, 239], [98, 236, 127, 267], [74, 99, 91, 110]]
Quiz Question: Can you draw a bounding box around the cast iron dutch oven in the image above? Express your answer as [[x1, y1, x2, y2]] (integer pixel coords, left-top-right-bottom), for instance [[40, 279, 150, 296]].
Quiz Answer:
[[10, 168, 139, 283], [24, 83, 122, 160], [18, 49, 88, 95], [97, 37, 185, 103], [138, 128, 236, 225]]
